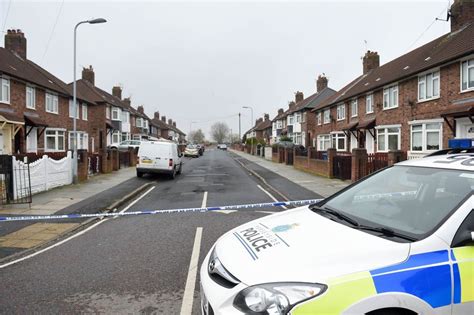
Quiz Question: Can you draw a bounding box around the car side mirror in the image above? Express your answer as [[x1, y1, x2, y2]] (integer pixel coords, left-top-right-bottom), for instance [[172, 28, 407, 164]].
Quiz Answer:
[[452, 230, 474, 248]]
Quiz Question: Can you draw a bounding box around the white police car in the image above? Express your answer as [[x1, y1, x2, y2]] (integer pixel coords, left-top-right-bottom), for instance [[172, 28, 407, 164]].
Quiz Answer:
[[200, 149, 474, 314]]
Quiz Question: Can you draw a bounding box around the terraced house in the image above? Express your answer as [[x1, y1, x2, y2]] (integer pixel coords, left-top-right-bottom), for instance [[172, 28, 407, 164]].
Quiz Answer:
[[312, 0, 474, 158]]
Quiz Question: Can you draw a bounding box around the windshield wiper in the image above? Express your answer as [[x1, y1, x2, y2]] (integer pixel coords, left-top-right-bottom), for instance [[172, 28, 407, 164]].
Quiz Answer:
[[310, 205, 417, 242], [354, 225, 417, 241], [310, 205, 359, 226]]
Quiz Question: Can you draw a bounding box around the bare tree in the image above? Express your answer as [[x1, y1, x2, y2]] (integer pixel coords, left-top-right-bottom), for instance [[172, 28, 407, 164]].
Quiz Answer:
[[211, 122, 230, 143], [188, 129, 205, 144]]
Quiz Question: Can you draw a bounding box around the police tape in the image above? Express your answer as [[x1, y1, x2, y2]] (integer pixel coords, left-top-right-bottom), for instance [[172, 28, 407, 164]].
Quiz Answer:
[[0, 199, 323, 222]]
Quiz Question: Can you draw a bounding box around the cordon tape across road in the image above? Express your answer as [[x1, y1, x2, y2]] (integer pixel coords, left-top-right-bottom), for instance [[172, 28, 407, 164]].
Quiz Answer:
[[0, 199, 323, 222]]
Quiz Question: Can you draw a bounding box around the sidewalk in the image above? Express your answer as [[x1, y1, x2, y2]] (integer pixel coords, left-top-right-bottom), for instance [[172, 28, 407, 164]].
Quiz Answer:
[[0, 167, 145, 260], [230, 149, 350, 197]]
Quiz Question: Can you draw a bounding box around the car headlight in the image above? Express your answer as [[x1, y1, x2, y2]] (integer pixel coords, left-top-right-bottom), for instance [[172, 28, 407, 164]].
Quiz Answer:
[[233, 282, 326, 314]]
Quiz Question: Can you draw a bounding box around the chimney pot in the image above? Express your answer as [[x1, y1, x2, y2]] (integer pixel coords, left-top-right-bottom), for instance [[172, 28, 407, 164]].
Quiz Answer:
[[82, 66, 95, 85], [172, 121, 176, 127], [137, 105, 144, 114], [450, 0, 474, 32], [295, 91, 304, 103], [168, 118, 173, 125], [123, 97, 131, 107], [289, 101, 296, 109], [154, 111, 160, 119], [278, 108, 284, 115], [264, 113, 270, 121], [363, 51, 380, 74], [161, 116, 166, 123], [317, 74, 328, 92], [5, 28, 27, 59]]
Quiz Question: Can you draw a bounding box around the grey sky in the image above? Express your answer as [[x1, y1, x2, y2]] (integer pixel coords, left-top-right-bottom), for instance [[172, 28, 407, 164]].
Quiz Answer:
[[0, 0, 452, 138]]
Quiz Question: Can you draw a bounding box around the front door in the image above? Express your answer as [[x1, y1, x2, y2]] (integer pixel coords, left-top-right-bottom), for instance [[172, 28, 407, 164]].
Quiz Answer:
[[0, 130, 4, 154]]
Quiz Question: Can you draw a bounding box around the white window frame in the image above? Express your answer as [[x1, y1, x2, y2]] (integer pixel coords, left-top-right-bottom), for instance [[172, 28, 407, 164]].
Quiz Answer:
[[366, 94, 374, 114], [69, 100, 79, 118], [418, 70, 440, 102], [136, 117, 143, 128], [82, 103, 87, 121], [461, 58, 474, 92], [295, 112, 301, 123], [45, 128, 65, 152], [408, 119, 443, 152], [121, 111, 129, 123], [68, 131, 88, 150], [351, 99, 358, 117], [0, 77, 10, 104], [336, 104, 345, 121], [317, 112, 322, 125], [375, 125, 401, 152], [106, 106, 111, 119], [323, 109, 330, 124], [331, 132, 347, 151], [317, 134, 331, 151], [383, 85, 399, 110], [111, 107, 121, 121], [276, 120, 282, 129], [112, 131, 121, 144], [26, 86, 36, 109], [288, 115, 294, 125], [26, 127, 37, 153], [46, 92, 59, 114]]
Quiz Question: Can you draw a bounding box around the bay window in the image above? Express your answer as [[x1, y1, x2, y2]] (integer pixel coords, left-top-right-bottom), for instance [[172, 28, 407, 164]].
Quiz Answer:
[[112, 107, 121, 121], [376, 126, 400, 152], [383, 85, 398, 109], [461, 58, 474, 91]]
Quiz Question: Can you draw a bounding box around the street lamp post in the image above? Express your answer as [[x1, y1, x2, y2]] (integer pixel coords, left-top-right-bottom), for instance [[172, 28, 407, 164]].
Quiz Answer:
[[73, 18, 106, 184], [189, 121, 197, 143], [242, 106, 254, 154]]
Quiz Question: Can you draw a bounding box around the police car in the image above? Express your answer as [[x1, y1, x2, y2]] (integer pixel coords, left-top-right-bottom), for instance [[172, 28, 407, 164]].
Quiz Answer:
[[200, 148, 474, 315]]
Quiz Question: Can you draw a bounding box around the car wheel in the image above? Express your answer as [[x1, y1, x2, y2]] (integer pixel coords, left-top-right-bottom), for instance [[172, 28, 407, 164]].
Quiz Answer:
[[137, 170, 143, 178], [170, 169, 176, 179], [177, 163, 182, 175]]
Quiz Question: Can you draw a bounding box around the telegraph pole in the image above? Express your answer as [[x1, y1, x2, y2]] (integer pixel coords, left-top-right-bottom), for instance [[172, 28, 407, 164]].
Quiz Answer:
[[238, 112, 241, 143]]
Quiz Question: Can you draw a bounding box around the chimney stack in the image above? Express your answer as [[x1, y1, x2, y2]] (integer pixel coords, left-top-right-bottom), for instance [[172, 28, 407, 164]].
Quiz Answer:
[[450, 0, 474, 32], [295, 91, 304, 103], [289, 101, 296, 109], [172, 121, 176, 127], [154, 111, 160, 120], [123, 97, 131, 107], [317, 74, 328, 92], [112, 86, 122, 100], [82, 66, 95, 85], [5, 29, 27, 59], [264, 113, 270, 121], [278, 108, 284, 115], [161, 116, 166, 123], [137, 105, 144, 114], [168, 118, 173, 125], [362, 51, 380, 74]]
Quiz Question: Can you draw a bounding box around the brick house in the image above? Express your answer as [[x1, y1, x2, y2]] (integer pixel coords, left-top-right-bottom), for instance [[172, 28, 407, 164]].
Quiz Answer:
[[311, 0, 474, 157], [254, 114, 272, 144], [0, 29, 95, 154], [271, 108, 286, 144]]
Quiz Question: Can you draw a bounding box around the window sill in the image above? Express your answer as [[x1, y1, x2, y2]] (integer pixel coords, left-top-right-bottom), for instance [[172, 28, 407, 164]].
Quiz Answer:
[[460, 88, 474, 94], [366, 111, 374, 115], [417, 96, 440, 104], [382, 106, 399, 111], [46, 111, 59, 115], [0, 101, 11, 105], [26, 107, 36, 110]]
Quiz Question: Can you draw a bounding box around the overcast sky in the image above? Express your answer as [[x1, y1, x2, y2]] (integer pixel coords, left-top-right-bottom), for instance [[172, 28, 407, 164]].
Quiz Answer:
[[0, 0, 453, 138]]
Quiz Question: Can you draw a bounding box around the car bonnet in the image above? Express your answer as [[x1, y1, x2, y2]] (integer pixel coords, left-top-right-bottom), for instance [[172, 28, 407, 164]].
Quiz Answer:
[[213, 206, 410, 286]]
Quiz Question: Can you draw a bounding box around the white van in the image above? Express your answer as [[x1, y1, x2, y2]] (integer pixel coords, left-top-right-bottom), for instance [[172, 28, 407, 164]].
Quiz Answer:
[[136, 141, 183, 179]]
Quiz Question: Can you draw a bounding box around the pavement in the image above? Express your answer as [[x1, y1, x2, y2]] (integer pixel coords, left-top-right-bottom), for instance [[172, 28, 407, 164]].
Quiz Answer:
[[0, 167, 149, 259], [229, 148, 350, 197], [0, 148, 331, 314]]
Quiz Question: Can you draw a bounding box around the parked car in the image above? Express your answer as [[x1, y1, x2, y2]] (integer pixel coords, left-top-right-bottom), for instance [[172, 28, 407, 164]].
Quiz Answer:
[[110, 140, 142, 151], [217, 144, 227, 150], [184, 144, 200, 158], [136, 141, 183, 179], [200, 149, 474, 315]]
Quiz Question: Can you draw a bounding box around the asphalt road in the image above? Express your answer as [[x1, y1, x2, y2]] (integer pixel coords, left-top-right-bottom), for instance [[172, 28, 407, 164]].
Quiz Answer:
[[0, 149, 320, 314]]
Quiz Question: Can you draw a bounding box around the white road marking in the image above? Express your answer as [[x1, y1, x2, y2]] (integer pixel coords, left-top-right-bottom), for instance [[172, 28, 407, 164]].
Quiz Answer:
[[180, 227, 203, 315], [257, 184, 288, 209], [201, 191, 208, 208], [256, 211, 277, 214], [0, 186, 156, 269]]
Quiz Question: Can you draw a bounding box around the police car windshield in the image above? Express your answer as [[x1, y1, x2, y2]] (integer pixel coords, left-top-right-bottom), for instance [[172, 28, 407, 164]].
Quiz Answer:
[[322, 166, 474, 240]]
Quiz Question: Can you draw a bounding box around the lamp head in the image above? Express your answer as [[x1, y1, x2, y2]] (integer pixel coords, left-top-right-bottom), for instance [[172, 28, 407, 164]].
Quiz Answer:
[[88, 18, 107, 24]]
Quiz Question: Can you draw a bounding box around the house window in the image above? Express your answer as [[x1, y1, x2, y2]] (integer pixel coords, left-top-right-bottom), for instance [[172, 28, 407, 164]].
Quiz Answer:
[[68, 131, 88, 150], [317, 134, 331, 151], [410, 122, 441, 152], [351, 99, 358, 117], [337, 104, 345, 121], [366, 94, 374, 114], [136, 118, 142, 128], [461, 58, 474, 91], [82, 104, 88, 120], [383, 85, 398, 109], [317, 112, 322, 125], [331, 132, 346, 151], [26, 86, 35, 109], [324, 110, 330, 124], [45, 129, 65, 152], [46, 93, 59, 114], [121, 111, 129, 123], [295, 113, 301, 123], [0, 77, 10, 103], [121, 132, 130, 142], [277, 120, 282, 129], [377, 127, 400, 152], [112, 131, 121, 144], [106, 106, 111, 119], [69, 100, 79, 118], [272, 122, 276, 130], [144, 120, 149, 129], [112, 107, 121, 120], [418, 71, 440, 101], [288, 115, 294, 125]]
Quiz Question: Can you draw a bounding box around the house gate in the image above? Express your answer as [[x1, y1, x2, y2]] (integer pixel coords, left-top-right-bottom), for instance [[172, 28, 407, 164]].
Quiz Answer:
[[0, 155, 32, 205], [333, 154, 352, 180]]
